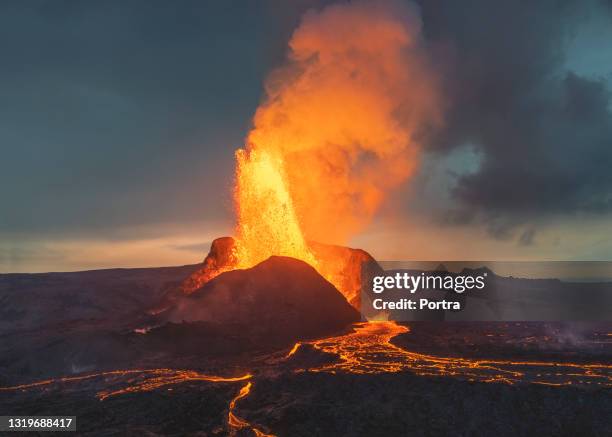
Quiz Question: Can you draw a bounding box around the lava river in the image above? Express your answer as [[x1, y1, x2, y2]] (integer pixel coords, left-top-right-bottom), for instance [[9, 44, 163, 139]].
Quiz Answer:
[[2, 322, 611, 436], [289, 322, 612, 387]]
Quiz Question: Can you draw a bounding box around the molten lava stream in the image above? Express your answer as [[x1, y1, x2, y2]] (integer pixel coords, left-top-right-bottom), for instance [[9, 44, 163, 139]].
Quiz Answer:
[[1, 368, 275, 436], [0, 368, 252, 400], [228, 381, 276, 437], [288, 322, 612, 387]]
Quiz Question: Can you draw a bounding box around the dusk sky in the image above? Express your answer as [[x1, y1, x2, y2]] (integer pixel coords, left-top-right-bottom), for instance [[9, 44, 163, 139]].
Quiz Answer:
[[2, 0, 612, 272]]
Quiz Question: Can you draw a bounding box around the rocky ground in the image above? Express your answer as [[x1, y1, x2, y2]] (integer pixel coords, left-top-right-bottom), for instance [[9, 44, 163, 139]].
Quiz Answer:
[[2, 366, 610, 436], [242, 371, 612, 437], [1, 263, 610, 436]]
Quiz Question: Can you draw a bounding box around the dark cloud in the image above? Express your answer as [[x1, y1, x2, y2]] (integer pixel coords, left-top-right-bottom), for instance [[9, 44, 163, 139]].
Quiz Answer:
[[452, 73, 612, 214], [415, 0, 612, 237], [0, 0, 318, 238]]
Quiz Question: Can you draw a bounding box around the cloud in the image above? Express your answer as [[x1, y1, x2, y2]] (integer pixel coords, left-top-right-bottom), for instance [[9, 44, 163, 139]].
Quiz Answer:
[[168, 242, 211, 254], [519, 228, 537, 247], [0, 1, 294, 237], [238, 0, 442, 246], [414, 0, 612, 238]]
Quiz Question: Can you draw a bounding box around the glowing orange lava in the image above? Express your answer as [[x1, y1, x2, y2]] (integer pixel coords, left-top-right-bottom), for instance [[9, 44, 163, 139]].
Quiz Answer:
[[0, 369, 252, 401], [0, 369, 274, 435], [232, 149, 318, 273], [3, 323, 611, 436], [228, 382, 276, 437], [289, 322, 612, 387]]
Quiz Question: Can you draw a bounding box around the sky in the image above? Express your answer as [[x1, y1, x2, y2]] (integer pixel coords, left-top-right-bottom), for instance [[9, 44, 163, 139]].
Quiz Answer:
[[1, 0, 612, 272]]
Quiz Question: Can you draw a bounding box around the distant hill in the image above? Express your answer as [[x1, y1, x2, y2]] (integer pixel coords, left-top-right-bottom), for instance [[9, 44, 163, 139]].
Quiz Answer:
[[0, 264, 200, 335]]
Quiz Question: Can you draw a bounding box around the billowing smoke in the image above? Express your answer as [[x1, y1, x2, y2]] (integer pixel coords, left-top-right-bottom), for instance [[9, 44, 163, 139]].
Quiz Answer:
[[237, 0, 442, 249]]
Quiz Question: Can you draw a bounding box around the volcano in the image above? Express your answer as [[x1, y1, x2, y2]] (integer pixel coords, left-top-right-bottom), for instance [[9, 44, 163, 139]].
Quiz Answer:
[[147, 238, 373, 350], [2, 258, 611, 437], [168, 236, 382, 309], [166, 256, 360, 342]]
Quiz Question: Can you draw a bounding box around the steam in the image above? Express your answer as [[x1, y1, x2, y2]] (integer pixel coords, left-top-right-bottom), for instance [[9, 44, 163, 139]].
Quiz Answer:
[[240, 0, 442, 245]]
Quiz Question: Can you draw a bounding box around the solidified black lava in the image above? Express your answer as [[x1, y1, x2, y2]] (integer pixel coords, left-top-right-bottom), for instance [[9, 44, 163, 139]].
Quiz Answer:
[[166, 256, 361, 347]]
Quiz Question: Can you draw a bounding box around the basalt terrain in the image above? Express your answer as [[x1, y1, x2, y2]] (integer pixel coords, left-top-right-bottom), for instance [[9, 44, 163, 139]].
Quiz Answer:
[[1, 246, 611, 436]]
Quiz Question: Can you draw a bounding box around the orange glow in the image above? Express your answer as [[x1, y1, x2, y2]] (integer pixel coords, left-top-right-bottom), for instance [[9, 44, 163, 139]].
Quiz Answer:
[[289, 322, 612, 387], [228, 382, 277, 437], [3, 325, 610, 435], [0, 369, 274, 436], [233, 149, 318, 271], [226, 0, 441, 300], [0, 368, 252, 401]]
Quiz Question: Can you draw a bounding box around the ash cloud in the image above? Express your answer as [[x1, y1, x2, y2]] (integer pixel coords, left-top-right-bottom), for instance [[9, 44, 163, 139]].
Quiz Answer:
[[415, 0, 612, 237], [241, 0, 443, 245]]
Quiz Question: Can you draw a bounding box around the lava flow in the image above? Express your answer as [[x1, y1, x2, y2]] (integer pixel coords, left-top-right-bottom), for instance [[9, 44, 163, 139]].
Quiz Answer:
[[288, 322, 612, 387], [0, 368, 275, 436], [3, 323, 611, 437], [0, 368, 252, 401], [228, 382, 276, 437]]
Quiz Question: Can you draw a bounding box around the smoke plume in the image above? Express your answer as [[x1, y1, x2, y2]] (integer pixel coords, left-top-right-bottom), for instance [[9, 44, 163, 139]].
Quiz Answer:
[[237, 0, 442, 248]]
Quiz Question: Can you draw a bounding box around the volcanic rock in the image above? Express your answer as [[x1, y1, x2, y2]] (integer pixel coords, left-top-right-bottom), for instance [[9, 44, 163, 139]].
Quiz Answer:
[[309, 241, 383, 307], [169, 236, 382, 310], [150, 237, 236, 313], [181, 236, 236, 294], [166, 256, 361, 345]]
